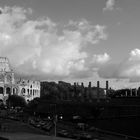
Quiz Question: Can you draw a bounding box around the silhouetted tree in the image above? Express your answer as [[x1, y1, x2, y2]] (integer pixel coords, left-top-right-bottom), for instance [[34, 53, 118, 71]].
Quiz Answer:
[[27, 97, 40, 114], [7, 95, 27, 108]]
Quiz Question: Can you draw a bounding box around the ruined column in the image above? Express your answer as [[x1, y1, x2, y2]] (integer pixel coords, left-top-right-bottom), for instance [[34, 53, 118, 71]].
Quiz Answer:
[[135, 88, 137, 97], [81, 82, 84, 88], [97, 81, 100, 101], [130, 89, 132, 96], [74, 82, 77, 99], [106, 81, 109, 96], [87, 82, 92, 101], [81, 82, 84, 95]]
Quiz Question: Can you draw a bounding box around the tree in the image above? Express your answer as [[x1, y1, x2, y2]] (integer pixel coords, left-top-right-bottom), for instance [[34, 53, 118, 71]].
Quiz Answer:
[[7, 95, 27, 108], [27, 97, 40, 111]]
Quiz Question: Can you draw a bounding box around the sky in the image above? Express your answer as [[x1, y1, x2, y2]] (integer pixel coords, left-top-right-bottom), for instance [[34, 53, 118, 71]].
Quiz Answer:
[[0, 0, 140, 89]]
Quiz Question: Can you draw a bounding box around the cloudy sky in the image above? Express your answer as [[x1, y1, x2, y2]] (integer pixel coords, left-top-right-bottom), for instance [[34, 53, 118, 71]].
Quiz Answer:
[[0, 0, 140, 88]]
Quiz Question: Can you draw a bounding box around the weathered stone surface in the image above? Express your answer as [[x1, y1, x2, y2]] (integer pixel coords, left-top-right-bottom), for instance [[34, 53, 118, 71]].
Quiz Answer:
[[0, 57, 40, 102]]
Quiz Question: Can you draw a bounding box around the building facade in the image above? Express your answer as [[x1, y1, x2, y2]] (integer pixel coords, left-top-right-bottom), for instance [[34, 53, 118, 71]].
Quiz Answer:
[[17, 79, 40, 101], [0, 57, 40, 102]]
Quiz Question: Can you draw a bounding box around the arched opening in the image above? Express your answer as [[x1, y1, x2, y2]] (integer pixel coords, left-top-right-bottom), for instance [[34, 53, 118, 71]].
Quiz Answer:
[[13, 88, 14, 94], [13, 88, 18, 95], [21, 88, 26, 95], [0, 87, 4, 94], [6, 87, 11, 95], [27, 89, 29, 95], [30, 90, 32, 95]]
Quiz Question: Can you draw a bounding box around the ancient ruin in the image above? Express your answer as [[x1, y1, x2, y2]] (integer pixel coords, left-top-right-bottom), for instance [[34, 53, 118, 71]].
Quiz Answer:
[[0, 57, 40, 102]]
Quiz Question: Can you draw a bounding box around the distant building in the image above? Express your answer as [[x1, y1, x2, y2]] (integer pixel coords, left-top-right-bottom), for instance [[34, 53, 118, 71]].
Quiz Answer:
[[17, 79, 40, 101], [0, 57, 40, 102]]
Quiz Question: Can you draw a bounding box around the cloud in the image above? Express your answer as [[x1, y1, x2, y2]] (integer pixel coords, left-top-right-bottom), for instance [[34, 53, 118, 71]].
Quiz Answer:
[[129, 48, 140, 61], [103, 0, 116, 11], [0, 6, 107, 80], [98, 49, 140, 82], [118, 49, 140, 80], [92, 53, 110, 64], [98, 63, 119, 79], [67, 19, 107, 44]]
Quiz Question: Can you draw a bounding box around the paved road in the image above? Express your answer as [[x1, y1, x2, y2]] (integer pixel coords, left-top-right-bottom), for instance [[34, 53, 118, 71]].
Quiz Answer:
[[0, 118, 72, 140], [0, 133, 73, 140]]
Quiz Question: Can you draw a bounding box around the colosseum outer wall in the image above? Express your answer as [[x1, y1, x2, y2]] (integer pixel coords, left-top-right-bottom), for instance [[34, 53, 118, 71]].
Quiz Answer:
[[0, 57, 40, 102]]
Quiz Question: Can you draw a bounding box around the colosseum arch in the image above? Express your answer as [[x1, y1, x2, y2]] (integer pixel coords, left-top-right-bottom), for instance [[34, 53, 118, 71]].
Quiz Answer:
[[6, 87, 11, 95], [21, 88, 26, 95], [30, 90, 32, 95], [13, 87, 18, 95], [27, 89, 29, 95], [0, 87, 4, 94]]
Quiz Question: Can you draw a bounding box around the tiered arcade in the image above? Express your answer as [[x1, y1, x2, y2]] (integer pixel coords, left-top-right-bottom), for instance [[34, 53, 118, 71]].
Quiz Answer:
[[0, 57, 40, 102]]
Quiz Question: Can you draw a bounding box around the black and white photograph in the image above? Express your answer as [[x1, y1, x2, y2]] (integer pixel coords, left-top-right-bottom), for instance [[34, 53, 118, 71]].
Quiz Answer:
[[0, 0, 140, 139]]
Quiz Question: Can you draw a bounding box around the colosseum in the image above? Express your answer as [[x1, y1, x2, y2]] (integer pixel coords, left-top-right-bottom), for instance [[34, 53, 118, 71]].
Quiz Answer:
[[0, 57, 40, 102]]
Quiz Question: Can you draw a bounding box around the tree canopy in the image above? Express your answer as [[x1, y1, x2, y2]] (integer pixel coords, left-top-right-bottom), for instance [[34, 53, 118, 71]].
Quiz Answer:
[[7, 95, 27, 108]]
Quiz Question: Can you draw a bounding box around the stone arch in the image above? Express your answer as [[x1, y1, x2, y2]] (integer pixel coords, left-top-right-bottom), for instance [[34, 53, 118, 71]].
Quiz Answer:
[[13, 88, 14, 94], [6, 87, 11, 95], [27, 89, 29, 95], [21, 88, 26, 95], [0, 87, 4, 94], [13, 87, 18, 95], [0, 99, 3, 103], [30, 90, 32, 95]]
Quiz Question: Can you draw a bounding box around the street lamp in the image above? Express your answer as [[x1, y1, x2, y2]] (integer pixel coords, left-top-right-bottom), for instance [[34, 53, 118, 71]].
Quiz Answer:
[[54, 114, 57, 137], [50, 104, 57, 137]]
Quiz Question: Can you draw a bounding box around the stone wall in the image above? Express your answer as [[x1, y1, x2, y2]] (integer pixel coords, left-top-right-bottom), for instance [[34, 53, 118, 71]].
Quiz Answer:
[[0, 57, 40, 102]]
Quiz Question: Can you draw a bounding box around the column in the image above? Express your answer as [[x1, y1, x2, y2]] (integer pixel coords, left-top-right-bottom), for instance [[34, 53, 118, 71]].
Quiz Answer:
[[88, 82, 91, 100], [97, 81, 100, 101]]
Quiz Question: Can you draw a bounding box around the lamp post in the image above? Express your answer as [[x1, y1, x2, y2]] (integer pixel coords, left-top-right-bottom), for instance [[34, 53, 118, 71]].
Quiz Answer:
[[54, 114, 57, 137], [51, 104, 57, 137]]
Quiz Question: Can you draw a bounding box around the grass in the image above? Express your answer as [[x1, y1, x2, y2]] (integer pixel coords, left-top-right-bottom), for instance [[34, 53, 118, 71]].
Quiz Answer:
[[0, 118, 72, 140]]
